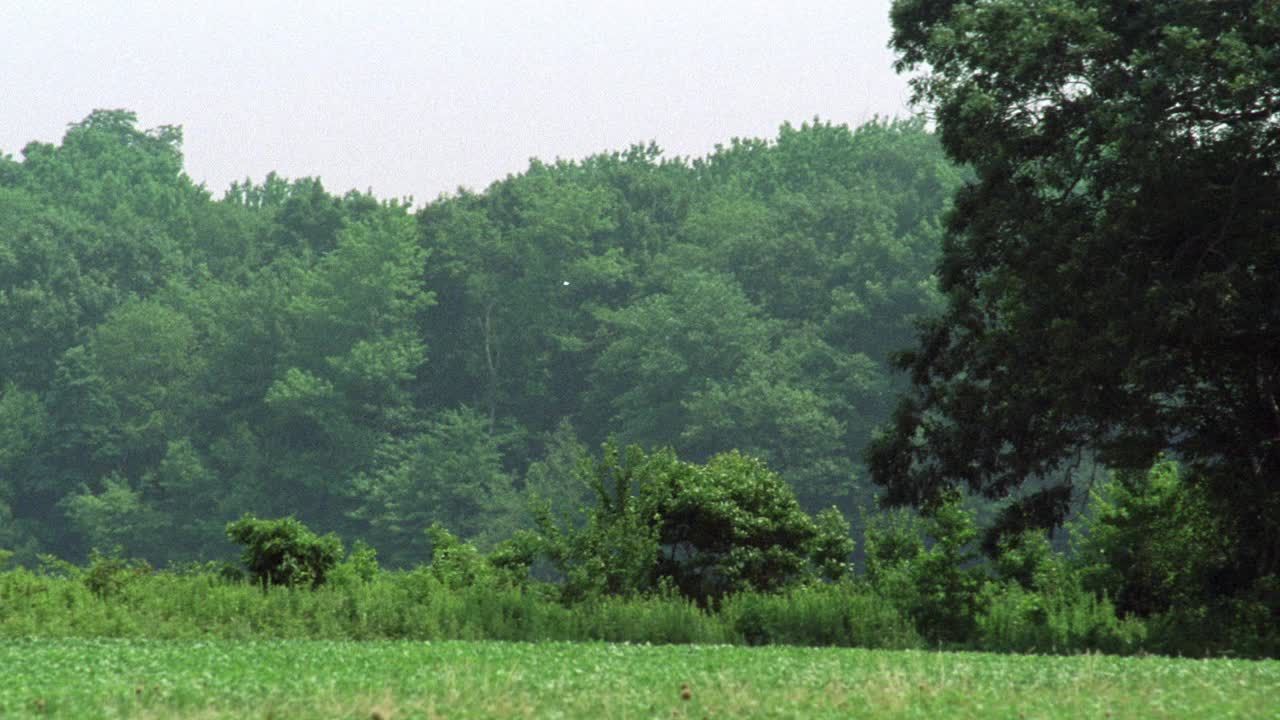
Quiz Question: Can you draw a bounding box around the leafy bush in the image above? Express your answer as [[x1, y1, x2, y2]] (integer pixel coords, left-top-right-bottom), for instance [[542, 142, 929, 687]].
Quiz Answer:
[[721, 582, 920, 648], [225, 515, 343, 588], [976, 581, 1146, 655], [537, 442, 855, 603], [977, 532, 1146, 654], [83, 548, 152, 599], [1060, 459, 1280, 657], [328, 539, 380, 588], [1071, 459, 1232, 616], [641, 449, 849, 600], [423, 524, 497, 590], [570, 590, 723, 644], [0, 552, 1271, 657], [1142, 576, 1280, 659], [534, 443, 667, 601], [862, 498, 983, 644], [862, 507, 925, 584]]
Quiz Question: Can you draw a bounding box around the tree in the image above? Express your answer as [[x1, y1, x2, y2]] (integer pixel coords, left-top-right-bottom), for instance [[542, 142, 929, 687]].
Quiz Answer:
[[641, 449, 853, 600], [417, 166, 621, 438], [65, 475, 165, 558], [0, 109, 200, 392], [675, 120, 957, 508], [353, 406, 520, 565], [588, 270, 774, 449], [538, 442, 853, 602], [522, 418, 594, 529], [79, 299, 207, 473], [680, 339, 859, 511], [0, 109, 961, 566], [225, 514, 343, 588], [0, 384, 50, 560], [1071, 459, 1230, 616], [260, 209, 432, 529], [871, 1, 1280, 587]]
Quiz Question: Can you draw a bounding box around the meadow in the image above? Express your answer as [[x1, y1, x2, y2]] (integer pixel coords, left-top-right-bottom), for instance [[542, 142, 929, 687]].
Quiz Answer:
[[2, 638, 1276, 719]]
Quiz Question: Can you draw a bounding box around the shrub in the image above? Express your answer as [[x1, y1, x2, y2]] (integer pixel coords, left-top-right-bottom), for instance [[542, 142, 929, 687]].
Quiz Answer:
[[721, 582, 921, 649], [1071, 459, 1234, 616], [83, 548, 152, 599], [976, 580, 1147, 654], [863, 497, 984, 644], [329, 540, 380, 588], [534, 443, 667, 601], [423, 523, 496, 590], [977, 531, 1146, 654], [538, 441, 855, 603], [862, 507, 925, 585], [225, 515, 343, 588], [642, 450, 833, 600]]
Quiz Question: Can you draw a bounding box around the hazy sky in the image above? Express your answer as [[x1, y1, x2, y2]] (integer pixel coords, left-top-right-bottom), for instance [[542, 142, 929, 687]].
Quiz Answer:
[[2, 1, 914, 202]]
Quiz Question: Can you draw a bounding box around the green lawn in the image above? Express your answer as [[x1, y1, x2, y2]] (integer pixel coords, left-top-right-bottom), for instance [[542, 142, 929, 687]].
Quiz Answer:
[[1, 639, 1275, 719]]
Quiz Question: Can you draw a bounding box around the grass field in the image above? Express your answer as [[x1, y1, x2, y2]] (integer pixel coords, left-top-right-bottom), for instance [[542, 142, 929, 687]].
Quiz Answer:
[[2, 639, 1276, 719]]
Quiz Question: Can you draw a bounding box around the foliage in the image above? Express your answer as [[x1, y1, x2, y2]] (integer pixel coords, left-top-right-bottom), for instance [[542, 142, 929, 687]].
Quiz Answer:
[[81, 548, 152, 600], [6, 536, 1280, 657], [972, 529, 1146, 654], [534, 443, 664, 601], [641, 450, 854, 600], [975, 580, 1147, 656], [417, 523, 536, 591], [588, 270, 774, 449], [874, 0, 1280, 591], [64, 476, 166, 559], [327, 540, 379, 588], [521, 418, 594, 529], [1071, 459, 1231, 617], [862, 496, 983, 643], [537, 442, 854, 603], [224, 515, 343, 589], [720, 582, 919, 649], [0, 110, 957, 566], [1064, 457, 1280, 656], [354, 407, 520, 565]]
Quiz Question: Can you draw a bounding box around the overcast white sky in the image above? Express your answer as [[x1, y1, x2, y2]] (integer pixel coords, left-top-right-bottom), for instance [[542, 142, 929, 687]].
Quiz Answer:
[[2, 1, 913, 203]]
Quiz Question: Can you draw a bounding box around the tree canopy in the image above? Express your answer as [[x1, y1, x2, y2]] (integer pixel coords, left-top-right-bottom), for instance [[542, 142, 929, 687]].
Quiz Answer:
[[0, 110, 958, 566]]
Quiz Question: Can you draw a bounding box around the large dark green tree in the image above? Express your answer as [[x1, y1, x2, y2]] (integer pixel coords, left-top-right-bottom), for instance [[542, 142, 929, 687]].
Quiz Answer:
[[870, 1, 1280, 587]]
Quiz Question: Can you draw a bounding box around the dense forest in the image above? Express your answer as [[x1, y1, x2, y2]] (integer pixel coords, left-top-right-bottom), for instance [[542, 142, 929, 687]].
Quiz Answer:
[[0, 111, 960, 567]]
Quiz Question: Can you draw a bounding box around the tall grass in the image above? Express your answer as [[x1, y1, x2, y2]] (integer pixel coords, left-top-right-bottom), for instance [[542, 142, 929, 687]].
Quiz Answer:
[[2, 561, 1185, 654], [0, 565, 930, 649], [975, 582, 1147, 655], [21, 552, 1280, 657]]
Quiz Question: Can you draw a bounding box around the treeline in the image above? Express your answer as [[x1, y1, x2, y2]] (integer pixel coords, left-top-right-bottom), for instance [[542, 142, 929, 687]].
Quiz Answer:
[[3, 451, 1274, 657], [0, 110, 959, 566]]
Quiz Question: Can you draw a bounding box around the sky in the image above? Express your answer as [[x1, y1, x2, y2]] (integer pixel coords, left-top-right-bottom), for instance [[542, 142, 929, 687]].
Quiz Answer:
[[1, 1, 915, 203]]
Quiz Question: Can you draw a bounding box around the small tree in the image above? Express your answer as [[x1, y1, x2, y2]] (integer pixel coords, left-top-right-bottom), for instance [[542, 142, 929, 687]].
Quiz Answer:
[[862, 496, 983, 644], [642, 450, 851, 600], [225, 515, 343, 588], [1071, 459, 1230, 616], [534, 443, 664, 601], [538, 441, 854, 603]]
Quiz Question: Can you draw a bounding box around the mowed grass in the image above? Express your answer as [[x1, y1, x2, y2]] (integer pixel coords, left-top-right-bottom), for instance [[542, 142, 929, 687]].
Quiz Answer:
[[1, 639, 1276, 719]]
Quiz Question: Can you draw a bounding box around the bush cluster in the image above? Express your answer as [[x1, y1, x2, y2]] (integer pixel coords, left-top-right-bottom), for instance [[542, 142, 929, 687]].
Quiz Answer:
[[4, 454, 1273, 658]]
